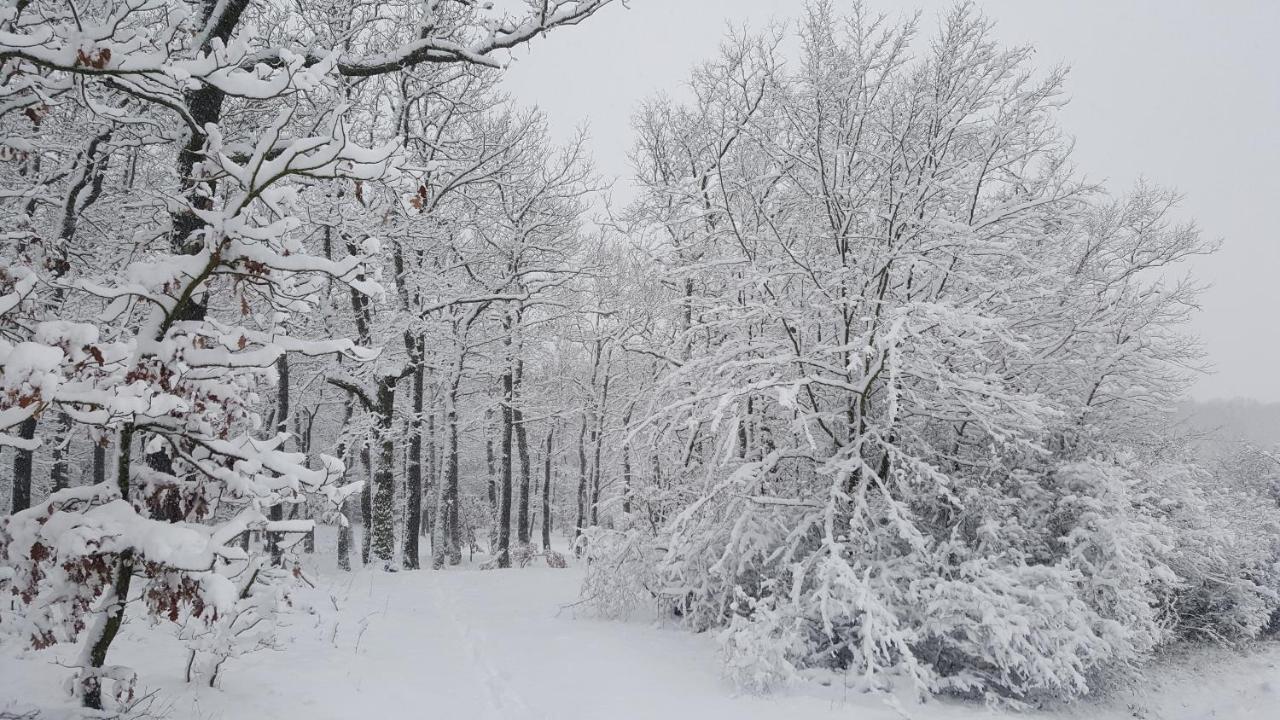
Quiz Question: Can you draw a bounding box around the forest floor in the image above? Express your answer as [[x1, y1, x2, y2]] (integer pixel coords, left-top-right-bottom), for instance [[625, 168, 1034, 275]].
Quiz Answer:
[[2, 532, 1277, 719]]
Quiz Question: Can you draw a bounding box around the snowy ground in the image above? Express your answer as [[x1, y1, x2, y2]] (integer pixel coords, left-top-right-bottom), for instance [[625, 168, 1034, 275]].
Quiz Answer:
[[2, 535, 1277, 719]]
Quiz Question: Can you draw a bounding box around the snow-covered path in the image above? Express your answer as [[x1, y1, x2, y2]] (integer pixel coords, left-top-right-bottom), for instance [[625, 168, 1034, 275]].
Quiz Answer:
[[3, 558, 1278, 719], [216, 567, 867, 720]]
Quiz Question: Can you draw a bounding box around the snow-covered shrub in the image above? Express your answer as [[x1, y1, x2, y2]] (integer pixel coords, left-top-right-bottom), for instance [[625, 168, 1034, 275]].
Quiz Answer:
[[620, 444, 1280, 703], [511, 542, 536, 568], [0, 480, 351, 694], [1, 484, 230, 647], [180, 559, 294, 687], [623, 451, 1194, 702], [579, 526, 661, 620], [718, 589, 803, 693], [1165, 449, 1280, 641], [1032, 460, 1182, 658], [1169, 535, 1278, 643]]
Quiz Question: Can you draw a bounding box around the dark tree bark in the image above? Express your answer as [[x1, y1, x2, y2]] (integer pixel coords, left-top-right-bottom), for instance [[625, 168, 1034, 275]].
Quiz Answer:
[[443, 375, 463, 566], [324, 224, 355, 572], [83, 544, 133, 710], [621, 405, 633, 515], [49, 413, 72, 492], [432, 365, 463, 569], [337, 497, 353, 570], [514, 360, 532, 545], [332, 248, 409, 570], [590, 368, 610, 527], [335, 400, 355, 572], [425, 405, 436, 538], [168, 0, 251, 258], [485, 412, 497, 552], [403, 336, 425, 570], [542, 427, 554, 550], [515, 408, 531, 545], [340, 237, 378, 568], [10, 416, 36, 513], [92, 440, 106, 486], [295, 409, 316, 553], [486, 428, 497, 513], [574, 415, 588, 551], [268, 353, 289, 566], [82, 424, 135, 710], [369, 377, 398, 567], [360, 443, 372, 566], [497, 327, 515, 567], [589, 421, 602, 526]]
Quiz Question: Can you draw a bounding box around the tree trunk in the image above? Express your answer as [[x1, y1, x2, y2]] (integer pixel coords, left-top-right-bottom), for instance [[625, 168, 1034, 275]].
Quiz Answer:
[[425, 405, 436, 538], [574, 415, 587, 552], [403, 338, 424, 570], [92, 439, 106, 486], [81, 549, 134, 710], [542, 428, 554, 550], [590, 367, 610, 527], [344, 237, 377, 567], [49, 413, 72, 492], [268, 354, 289, 566], [80, 424, 135, 709], [335, 400, 355, 572], [445, 378, 462, 566], [370, 379, 397, 567], [498, 352, 515, 568], [295, 410, 316, 553], [514, 361, 531, 545], [590, 424, 602, 527], [360, 443, 372, 566], [431, 367, 463, 569], [622, 406, 633, 516], [337, 497, 353, 571], [10, 416, 36, 513], [486, 423, 497, 550], [515, 409, 531, 545], [430, 443, 446, 570], [650, 451, 663, 527]]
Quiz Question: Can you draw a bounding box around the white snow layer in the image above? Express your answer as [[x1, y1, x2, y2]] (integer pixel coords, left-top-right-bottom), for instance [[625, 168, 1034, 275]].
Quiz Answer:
[[1, 532, 1276, 720]]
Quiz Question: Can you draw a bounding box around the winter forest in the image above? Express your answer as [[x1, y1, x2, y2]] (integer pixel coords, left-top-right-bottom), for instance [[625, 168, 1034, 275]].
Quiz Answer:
[[1, 0, 1278, 718]]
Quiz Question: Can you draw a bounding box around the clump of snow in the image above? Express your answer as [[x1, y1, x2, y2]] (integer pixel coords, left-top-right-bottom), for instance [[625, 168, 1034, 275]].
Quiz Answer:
[[0, 341, 64, 395]]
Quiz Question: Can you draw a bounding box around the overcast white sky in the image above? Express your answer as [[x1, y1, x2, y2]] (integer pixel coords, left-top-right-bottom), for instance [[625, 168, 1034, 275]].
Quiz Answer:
[[501, 0, 1280, 402]]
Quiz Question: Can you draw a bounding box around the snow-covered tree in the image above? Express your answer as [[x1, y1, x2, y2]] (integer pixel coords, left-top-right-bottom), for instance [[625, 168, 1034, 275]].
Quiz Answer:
[[0, 0, 617, 708], [585, 1, 1274, 703]]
